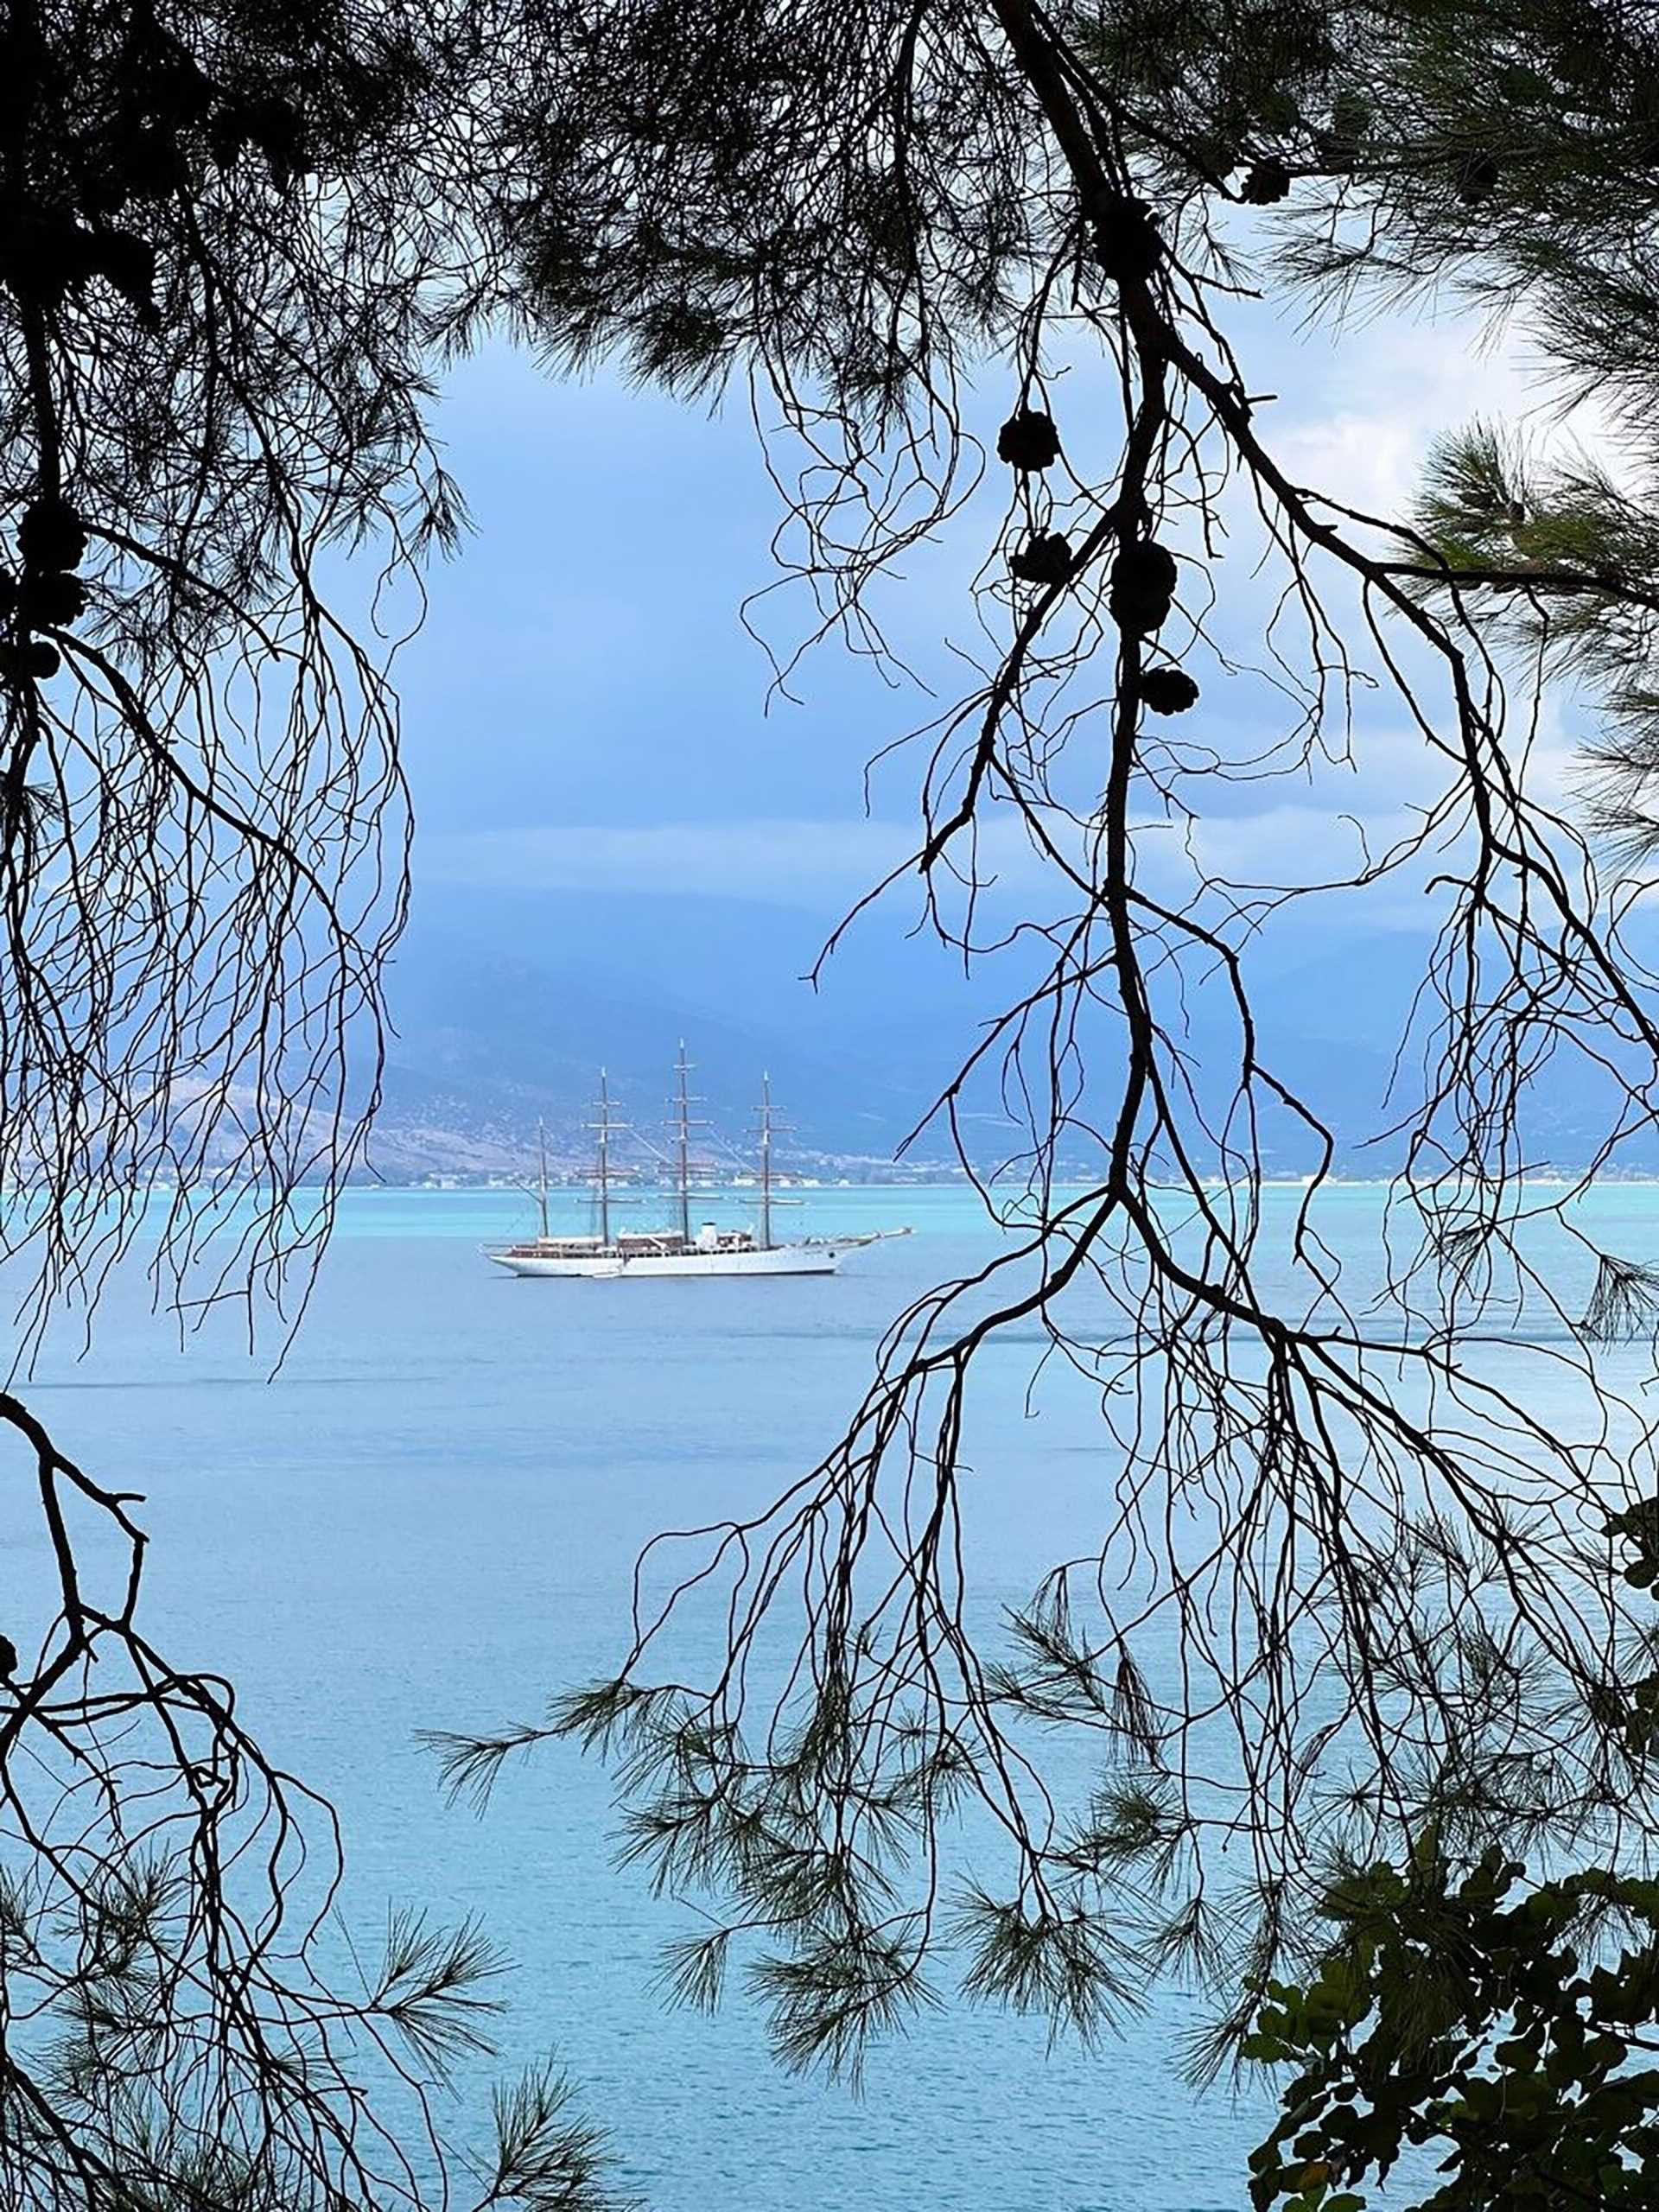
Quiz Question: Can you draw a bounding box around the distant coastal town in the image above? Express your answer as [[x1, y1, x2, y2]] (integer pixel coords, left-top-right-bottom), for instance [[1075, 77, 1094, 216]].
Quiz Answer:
[[391, 1158, 961, 1192]]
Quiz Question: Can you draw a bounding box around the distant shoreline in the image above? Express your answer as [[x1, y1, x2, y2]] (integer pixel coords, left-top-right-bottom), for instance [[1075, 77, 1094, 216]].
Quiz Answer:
[[353, 1173, 1659, 1195]]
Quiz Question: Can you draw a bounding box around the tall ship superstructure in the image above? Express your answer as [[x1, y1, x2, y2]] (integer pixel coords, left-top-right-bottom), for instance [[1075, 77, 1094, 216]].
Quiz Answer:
[[486, 1048, 898, 1280]]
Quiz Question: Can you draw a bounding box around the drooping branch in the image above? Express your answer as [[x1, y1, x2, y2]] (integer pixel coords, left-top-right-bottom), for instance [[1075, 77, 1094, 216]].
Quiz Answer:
[[0, 5, 628, 2202], [454, 0, 1659, 2081]]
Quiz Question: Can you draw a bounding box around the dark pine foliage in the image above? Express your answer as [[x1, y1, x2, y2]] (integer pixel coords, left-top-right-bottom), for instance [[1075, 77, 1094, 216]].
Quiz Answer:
[[1245, 1847, 1659, 2210]]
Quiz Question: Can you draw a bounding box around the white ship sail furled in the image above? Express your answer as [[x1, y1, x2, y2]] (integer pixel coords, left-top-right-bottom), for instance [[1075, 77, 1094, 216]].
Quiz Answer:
[[485, 1048, 903, 1280]]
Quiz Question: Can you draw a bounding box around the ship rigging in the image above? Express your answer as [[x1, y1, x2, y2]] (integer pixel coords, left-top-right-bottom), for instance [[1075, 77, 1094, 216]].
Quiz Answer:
[[485, 1047, 905, 1280]]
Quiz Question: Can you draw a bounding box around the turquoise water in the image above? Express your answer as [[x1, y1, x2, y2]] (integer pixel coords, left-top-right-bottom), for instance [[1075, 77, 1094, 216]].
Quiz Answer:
[[12, 1184, 1656, 2210]]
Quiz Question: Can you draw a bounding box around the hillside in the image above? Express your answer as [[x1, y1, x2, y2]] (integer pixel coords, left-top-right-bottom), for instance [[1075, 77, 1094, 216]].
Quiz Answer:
[[364, 879, 1608, 1181]]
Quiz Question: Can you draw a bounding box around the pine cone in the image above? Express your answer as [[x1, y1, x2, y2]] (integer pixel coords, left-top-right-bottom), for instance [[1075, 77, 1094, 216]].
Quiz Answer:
[[1109, 540, 1179, 636], [18, 496, 87, 575], [1140, 666, 1200, 715], [1455, 153, 1500, 206], [1, 639, 61, 682], [1009, 532, 1074, 587], [1240, 159, 1291, 206], [996, 409, 1061, 472], [19, 571, 86, 630]]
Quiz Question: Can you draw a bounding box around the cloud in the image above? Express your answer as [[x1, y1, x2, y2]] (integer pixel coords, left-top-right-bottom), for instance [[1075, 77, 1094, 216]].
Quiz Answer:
[[419, 797, 1449, 938], [1267, 302, 1621, 521], [1260, 318, 1497, 516], [417, 813, 1050, 906]]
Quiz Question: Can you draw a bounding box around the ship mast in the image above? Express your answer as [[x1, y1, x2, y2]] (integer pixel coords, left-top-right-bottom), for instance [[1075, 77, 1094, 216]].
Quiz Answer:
[[754, 1079, 799, 1251], [595, 1070, 613, 1247], [673, 1042, 694, 1244], [759, 1072, 774, 1251], [536, 1117, 550, 1240]]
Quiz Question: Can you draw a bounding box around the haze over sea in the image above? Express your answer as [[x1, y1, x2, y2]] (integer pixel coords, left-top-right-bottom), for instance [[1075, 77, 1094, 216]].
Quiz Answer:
[[15, 1181, 1653, 2212]]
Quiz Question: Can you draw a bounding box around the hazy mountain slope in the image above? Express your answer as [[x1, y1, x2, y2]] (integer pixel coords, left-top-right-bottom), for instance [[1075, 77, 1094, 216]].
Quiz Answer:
[[371, 881, 1653, 1177], [377, 884, 992, 1163]]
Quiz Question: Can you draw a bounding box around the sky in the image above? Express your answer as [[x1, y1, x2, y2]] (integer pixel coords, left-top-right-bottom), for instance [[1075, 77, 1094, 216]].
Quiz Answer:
[[397, 291, 1565, 898], [370, 276, 1620, 1156]]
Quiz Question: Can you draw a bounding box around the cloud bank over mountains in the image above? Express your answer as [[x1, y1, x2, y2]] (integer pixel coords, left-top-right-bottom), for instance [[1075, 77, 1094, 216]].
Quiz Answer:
[[373, 296, 1637, 1179]]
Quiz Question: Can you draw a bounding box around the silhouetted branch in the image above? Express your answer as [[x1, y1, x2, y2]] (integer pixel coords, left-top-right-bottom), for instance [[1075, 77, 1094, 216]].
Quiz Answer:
[[0, 4, 623, 2202], [467, 0, 1659, 2082]]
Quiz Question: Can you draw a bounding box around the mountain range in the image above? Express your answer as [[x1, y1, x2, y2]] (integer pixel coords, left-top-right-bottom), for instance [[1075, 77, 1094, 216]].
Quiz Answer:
[[365, 878, 1637, 1181]]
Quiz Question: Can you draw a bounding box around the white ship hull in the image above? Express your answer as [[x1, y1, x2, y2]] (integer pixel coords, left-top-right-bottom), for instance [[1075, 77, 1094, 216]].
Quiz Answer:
[[488, 1243, 842, 1280], [487, 1058, 906, 1283]]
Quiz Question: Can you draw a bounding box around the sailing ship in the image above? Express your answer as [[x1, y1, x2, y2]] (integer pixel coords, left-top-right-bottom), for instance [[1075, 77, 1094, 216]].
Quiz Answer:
[[486, 1047, 903, 1280]]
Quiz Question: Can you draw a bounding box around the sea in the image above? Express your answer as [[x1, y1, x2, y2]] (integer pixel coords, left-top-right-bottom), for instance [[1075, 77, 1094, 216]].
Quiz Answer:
[[12, 1179, 1656, 2212]]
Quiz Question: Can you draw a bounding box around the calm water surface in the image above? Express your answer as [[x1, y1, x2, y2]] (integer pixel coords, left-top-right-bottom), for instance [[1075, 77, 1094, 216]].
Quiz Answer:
[[14, 1183, 1656, 2211]]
